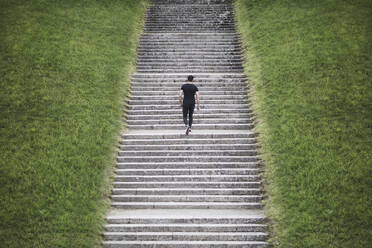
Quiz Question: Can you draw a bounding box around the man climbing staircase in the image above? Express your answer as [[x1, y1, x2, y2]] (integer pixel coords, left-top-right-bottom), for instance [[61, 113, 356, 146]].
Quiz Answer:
[[103, 0, 269, 247]]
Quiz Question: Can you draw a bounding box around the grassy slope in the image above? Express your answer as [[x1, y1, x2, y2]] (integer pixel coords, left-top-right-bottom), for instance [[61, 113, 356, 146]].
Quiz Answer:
[[0, 0, 147, 247], [235, 0, 372, 247]]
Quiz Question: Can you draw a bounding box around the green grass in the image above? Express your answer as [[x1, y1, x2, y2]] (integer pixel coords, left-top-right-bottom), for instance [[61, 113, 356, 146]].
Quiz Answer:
[[0, 0, 148, 247], [235, 0, 372, 247]]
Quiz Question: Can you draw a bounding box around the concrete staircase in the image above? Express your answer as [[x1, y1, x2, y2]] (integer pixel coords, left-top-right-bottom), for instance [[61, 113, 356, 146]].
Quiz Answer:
[[103, 0, 268, 247]]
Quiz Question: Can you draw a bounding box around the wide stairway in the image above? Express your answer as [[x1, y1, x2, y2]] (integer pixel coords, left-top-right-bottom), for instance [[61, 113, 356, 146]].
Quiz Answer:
[[103, 0, 268, 247]]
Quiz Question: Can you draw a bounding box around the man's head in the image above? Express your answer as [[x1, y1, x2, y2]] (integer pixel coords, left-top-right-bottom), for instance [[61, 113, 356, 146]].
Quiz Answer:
[[187, 75, 194, 82]]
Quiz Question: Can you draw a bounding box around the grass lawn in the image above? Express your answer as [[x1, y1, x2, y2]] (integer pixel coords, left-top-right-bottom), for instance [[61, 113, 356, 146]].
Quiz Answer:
[[0, 0, 148, 247], [235, 0, 372, 247]]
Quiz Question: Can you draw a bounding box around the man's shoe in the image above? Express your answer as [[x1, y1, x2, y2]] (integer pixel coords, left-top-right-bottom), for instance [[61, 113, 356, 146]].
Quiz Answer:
[[186, 127, 191, 136]]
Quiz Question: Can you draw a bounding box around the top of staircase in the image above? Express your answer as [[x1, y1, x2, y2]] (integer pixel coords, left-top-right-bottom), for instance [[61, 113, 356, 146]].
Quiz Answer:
[[151, 0, 234, 4]]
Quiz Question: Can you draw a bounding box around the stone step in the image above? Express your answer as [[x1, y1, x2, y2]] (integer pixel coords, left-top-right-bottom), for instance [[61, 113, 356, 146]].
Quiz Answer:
[[140, 45, 238, 49], [126, 123, 254, 130], [114, 175, 260, 182], [146, 16, 234, 20], [148, 8, 233, 11], [130, 89, 247, 94], [119, 138, 256, 146], [145, 19, 234, 21], [139, 44, 240, 48], [102, 240, 268, 248], [147, 13, 233, 16], [115, 168, 259, 175], [145, 30, 237, 34], [129, 89, 246, 94], [129, 93, 247, 99], [126, 111, 249, 117], [139, 41, 240, 45], [140, 34, 238, 38], [145, 18, 234, 22], [126, 110, 251, 115], [128, 98, 247, 104], [137, 52, 242, 56], [113, 181, 261, 188], [130, 80, 246, 83], [140, 36, 239, 40], [147, 5, 233, 9], [127, 100, 246, 106], [147, 13, 233, 18], [116, 161, 259, 169], [136, 61, 243, 66], [117, 155, 258, 163], [151, 0, 234, 4], [130, 83, 247, 87], [106, 215, 267, 224], [136, 69, 244, 73], [129, 91, 246, 96], [126, 114, 252, 121], [126, 109, 251, 116], [126, 120, 253, 126], [131, 84, 245, 89], [126, 115, 254, 121], [136, 58, 243, 62], [105, 223, 266, 232], [136, 58, 242, 62], [143, 29, 235, 32], [127, 104, 250, 111], [129, 89, 248, 95], [111, 195, 262, 203], [124, 108, 250, 114], [144, 23, 234, 26], [138, 55, 239, 60], [111, 188, 261, 195], [146, 16, 234, 19], [128, 94, 248, 100], [120, 137, 256, 145], [118, 149, 257, 156], [104, 231, 267, 241], [136, 62, 243, 66], [138, 48, 240, 52], [131, 75, 246, 79], [137, 70, 243, 75], [126, 118, 251, 125], [136, 66, 244, 70], [121, 133, 255, 139], [131, 73, 246, 79], [111, 202, 262, 209], [139, 39, 240, 44], [138, 50, 240, 55], [138, 54, 239, 58], [145, 18, 234, 20], [130, 84, 246, 89], [140, 32, 238, 35], [145, 20, 234, 22], [128, 99, 249, 105], [136, 61, 242, 67], [144, 24, 234, 26], [136, 65, 243, 70], [146, 17, 234, 20], [145, 15, 234, 18]]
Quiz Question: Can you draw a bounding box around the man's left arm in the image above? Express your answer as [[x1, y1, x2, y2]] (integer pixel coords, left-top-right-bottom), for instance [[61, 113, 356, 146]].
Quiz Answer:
[[196, 91, 200, 111]]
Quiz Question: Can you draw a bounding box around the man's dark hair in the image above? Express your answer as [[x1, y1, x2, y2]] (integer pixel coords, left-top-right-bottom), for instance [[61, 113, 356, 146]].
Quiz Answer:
[[187, 75, 194, 82]]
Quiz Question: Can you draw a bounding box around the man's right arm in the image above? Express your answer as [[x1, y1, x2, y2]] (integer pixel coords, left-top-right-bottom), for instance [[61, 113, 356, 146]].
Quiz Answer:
[[178, 90, 183, 108]]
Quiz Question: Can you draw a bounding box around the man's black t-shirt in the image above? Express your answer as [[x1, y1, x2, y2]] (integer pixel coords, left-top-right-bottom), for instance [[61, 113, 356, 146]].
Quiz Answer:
[[181, 83, 199, 105]]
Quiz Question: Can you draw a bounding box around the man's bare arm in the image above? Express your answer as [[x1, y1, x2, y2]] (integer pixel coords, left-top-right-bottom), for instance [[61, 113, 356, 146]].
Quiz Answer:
[[178, 90, 183, 107], [196, 92, 200, 111]]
